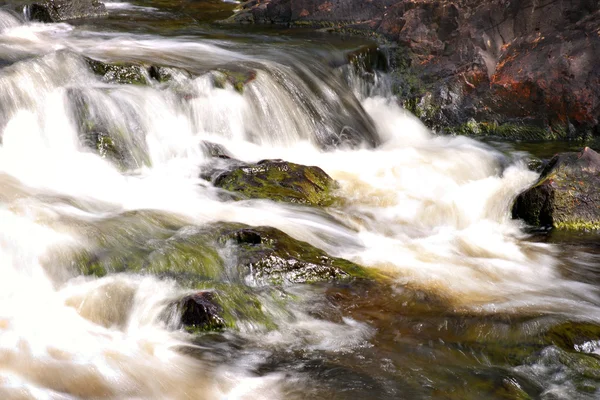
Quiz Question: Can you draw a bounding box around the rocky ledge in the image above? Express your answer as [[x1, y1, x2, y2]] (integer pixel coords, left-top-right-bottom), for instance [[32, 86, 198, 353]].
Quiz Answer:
[[225, 0, 600, 140]]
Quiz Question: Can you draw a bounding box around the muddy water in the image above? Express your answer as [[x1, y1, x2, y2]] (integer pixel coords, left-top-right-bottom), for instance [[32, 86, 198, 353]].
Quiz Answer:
[[0, 1, 599, 399]]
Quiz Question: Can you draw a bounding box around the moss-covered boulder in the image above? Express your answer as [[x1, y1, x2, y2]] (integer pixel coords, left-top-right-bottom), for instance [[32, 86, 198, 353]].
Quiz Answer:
[[70, 214, 370, 286], [86, 58, 149, 85], [208, 159, 337, 207], [213, 224, 371, 286], [512, 147, 600, 230]]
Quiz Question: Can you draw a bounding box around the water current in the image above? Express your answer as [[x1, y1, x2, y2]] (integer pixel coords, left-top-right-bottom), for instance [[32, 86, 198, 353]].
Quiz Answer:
[[1, 1, 600, 398]]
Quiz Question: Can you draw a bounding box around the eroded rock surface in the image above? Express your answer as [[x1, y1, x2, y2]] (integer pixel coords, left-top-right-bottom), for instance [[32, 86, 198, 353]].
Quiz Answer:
[[227, 0, 600, 139]]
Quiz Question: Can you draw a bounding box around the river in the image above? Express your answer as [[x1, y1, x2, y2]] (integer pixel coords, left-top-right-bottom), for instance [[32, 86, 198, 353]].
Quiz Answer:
[[0, 1, 599, 399]]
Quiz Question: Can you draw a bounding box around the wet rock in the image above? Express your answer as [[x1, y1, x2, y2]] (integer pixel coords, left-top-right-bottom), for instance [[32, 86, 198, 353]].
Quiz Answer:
[[208, 159, 337, 207], [72, 215, 371, 287], [27, 0, 108, 23], [175, 291, 226, 332], [211, 67, 257, 94], [86, 58, 149, 85], [545, 321, 600, 352], [85, 57, 191, 85], [200, 141, 232, 159], [213, 223, 371, 286], [227, 0, 600, 139], [512, 147, 600, 230], [67, 88, 151, 170]]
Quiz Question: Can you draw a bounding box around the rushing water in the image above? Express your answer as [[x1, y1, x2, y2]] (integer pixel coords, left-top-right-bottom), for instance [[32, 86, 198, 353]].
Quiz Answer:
[[1, 1, 600, 399]]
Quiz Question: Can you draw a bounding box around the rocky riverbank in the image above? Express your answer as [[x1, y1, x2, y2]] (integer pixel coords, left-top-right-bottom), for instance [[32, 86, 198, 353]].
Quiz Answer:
[[225, 0, 600, 141]]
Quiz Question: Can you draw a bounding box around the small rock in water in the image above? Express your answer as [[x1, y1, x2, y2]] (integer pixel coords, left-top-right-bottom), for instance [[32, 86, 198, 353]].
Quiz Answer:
[[176, 291, 226, 332], [27, 0, 108, 23], [512, 147, 600, 230], [208, 159, 338, 207]]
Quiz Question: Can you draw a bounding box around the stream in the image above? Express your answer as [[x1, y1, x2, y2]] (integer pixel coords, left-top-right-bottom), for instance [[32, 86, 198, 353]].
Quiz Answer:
[[1, 1, 600, 399]]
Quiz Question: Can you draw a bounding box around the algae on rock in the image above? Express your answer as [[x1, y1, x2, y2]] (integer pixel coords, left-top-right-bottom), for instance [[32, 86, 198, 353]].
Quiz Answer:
[[210, 159, 338, 207]]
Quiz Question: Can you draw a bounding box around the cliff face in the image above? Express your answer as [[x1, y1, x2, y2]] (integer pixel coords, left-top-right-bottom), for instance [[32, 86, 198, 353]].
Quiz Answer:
[[229, 0, 600, 139]]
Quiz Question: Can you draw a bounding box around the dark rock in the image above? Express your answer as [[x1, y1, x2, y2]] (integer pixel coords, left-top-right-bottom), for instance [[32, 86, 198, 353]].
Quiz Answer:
[[176, 291, 226, 332], [226, 0, 600, 139], [86, 58, 149, 85], [27, 0, 108, 23], [207, 159, 337, 206], [512, 147, 600, 230]]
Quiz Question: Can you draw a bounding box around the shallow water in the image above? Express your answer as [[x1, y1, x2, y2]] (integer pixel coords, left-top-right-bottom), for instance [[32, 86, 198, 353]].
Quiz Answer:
[[0, 1, 600, 399]]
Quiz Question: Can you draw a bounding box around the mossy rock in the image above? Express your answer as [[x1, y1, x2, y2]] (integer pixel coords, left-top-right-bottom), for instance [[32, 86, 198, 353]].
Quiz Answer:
[[86, 58, 149, 85], [211, 223, 373, 286], [68, 217, 374, 331], [209, 159, 338, 207], [211, 67, 257, 94], [74, 226, 225, 282], [544, 321, 600, 351], [512, 147, 600, 230], [70, 217, 371, 286]]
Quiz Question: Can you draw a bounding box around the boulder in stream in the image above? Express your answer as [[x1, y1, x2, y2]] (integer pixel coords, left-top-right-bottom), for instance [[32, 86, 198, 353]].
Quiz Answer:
[[214, 224, 372, 286], [512, 147, 600, 230], [86, 58, 149, 85], [70, 213, 371, 287], [208, 159, 338, 207], [27, 0, 108, 23]]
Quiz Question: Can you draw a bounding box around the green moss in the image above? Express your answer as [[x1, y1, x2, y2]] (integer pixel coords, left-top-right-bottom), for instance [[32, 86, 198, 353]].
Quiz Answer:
[[193, 282, 278, 330], [545, 321, 600, 351], [86, 58, 148, 85], [212, 68, 256, 94], [444, 120, 553, 141], [213, 160, 337, 207], [213, 223, 380, 285]]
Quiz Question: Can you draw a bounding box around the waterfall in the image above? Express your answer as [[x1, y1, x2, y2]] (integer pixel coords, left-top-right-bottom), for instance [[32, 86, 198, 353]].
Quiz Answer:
[[0, 4, 598, 398]]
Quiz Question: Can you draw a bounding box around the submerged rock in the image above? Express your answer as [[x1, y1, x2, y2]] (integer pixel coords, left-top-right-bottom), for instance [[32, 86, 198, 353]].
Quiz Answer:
[[512, 147, 600, 230], [67, 88, 151, 170], [211, 67, 257, 94], [209, 159, 337, 207], [27, 0, 108, 23], [72, 215, 370, 286]]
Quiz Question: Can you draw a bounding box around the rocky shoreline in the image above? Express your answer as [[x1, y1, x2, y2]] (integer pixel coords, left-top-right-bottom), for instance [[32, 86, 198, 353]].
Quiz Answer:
[[224, 0, 600, 141]]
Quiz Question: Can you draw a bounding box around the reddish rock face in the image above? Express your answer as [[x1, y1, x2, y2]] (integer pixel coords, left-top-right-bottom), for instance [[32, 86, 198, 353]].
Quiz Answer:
[[227, 0, 600, 138]]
